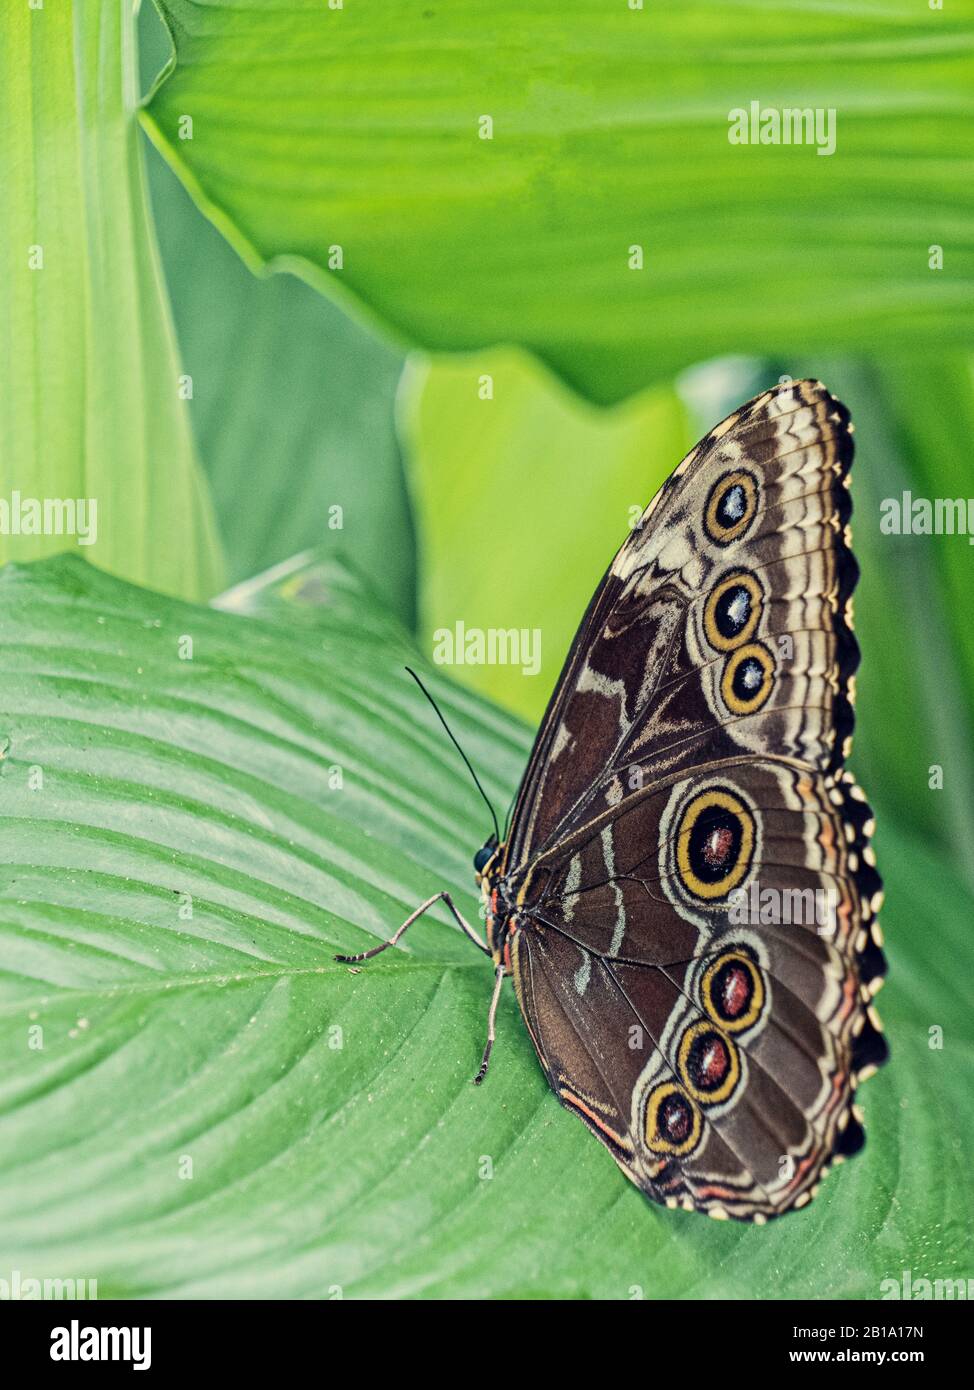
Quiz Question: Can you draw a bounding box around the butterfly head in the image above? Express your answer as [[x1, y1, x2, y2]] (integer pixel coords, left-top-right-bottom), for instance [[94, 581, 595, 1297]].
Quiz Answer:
[[474, 837, 518, 971], [472, 835, 499, 885]]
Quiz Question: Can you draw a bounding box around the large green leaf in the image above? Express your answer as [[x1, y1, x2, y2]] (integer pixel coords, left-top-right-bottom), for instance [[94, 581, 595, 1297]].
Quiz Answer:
[[0, 1, 223, 600], [137, 4, 415, 623], [401, 347, 691, 720], [0, 555, 969, 1298], [143, 0, 974, 404]]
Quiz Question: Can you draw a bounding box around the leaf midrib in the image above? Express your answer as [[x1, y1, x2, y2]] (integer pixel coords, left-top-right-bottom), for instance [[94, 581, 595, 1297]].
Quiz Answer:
[[0, 953, 486, 1018]]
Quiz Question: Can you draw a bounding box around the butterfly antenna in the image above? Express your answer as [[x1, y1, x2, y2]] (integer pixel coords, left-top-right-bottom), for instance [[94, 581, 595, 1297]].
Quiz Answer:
[[405, 666, 501, 843]]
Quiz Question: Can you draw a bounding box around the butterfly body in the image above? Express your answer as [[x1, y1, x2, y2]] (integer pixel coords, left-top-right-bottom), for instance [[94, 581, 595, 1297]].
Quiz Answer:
[[471, 380, 887, 1222]]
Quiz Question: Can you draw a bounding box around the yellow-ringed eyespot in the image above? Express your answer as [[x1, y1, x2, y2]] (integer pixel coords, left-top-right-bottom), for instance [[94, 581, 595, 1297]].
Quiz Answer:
[[675, 787, 755, 901], [701, 950, 765, 1034], [720, 641, 775, 715], [678, 1021, 741, 1105], [704, 470, 759, 545], [703, 571, 763, 652], [644, 1082, 702, 1157]]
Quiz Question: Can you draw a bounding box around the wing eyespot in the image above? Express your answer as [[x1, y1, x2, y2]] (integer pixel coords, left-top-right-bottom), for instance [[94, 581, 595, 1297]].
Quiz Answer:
[[704, 469, 759, 545], [720, 641, 775, 714], [677, 1021, 742, 1106], [644, 1082, 703, 1157], [700, 949, 766, 1035], [703, 570, 764, 651], [675, 787, 756, 901]]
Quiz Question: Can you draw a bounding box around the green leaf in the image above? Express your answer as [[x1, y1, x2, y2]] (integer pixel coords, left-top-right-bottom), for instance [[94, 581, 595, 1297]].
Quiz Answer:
[[0, 555, 969, 1298], [143, 0, 974, 404], [138, 2, 415, 625], [145, 147, 416, 625], [400, 347, 691, 720], [0, 1, 224, 600], [214, 547, 415, 652]]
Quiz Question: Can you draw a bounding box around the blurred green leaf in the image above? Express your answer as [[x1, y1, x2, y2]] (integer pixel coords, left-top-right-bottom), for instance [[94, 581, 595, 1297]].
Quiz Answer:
[[136, 4, 415, 624], [401, 347, 691, 720], [0, 1, 223, 600], [872, 354, 974, 765], [143, 0, 974, 405], [0, 555, 968, 1298], [144, 148, 416, 625]]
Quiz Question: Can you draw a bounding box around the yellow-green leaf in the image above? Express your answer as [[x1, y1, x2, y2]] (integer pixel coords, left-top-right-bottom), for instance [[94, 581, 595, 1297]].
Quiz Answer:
[[0, 1, 223, 598], [144, 0, 974, 404]]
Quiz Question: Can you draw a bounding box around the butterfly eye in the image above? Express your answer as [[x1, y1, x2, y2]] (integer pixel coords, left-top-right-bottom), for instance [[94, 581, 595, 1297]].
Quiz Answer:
[[473, 843, 495, 874]]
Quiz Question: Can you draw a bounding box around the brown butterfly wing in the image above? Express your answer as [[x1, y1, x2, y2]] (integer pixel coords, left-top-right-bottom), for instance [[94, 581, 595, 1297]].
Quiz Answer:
[[501, 380, 886, 1221]]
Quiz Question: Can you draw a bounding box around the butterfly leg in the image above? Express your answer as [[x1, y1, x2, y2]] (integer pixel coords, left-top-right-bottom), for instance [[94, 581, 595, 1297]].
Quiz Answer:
[[334, 891, 490, 963], [473, 964, 506, 1085]]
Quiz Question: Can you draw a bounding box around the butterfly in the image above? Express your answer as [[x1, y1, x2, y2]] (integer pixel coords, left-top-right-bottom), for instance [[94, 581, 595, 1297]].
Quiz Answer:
[[337, 378, 888, 1222]]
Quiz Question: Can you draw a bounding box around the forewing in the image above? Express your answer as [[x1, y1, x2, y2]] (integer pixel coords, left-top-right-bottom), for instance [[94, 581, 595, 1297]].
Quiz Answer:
[[505, 378, 858, 871]]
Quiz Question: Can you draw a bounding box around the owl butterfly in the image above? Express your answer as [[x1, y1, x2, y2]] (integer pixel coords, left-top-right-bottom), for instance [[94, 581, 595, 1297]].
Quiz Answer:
[[338, 379, 888, 1223]]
